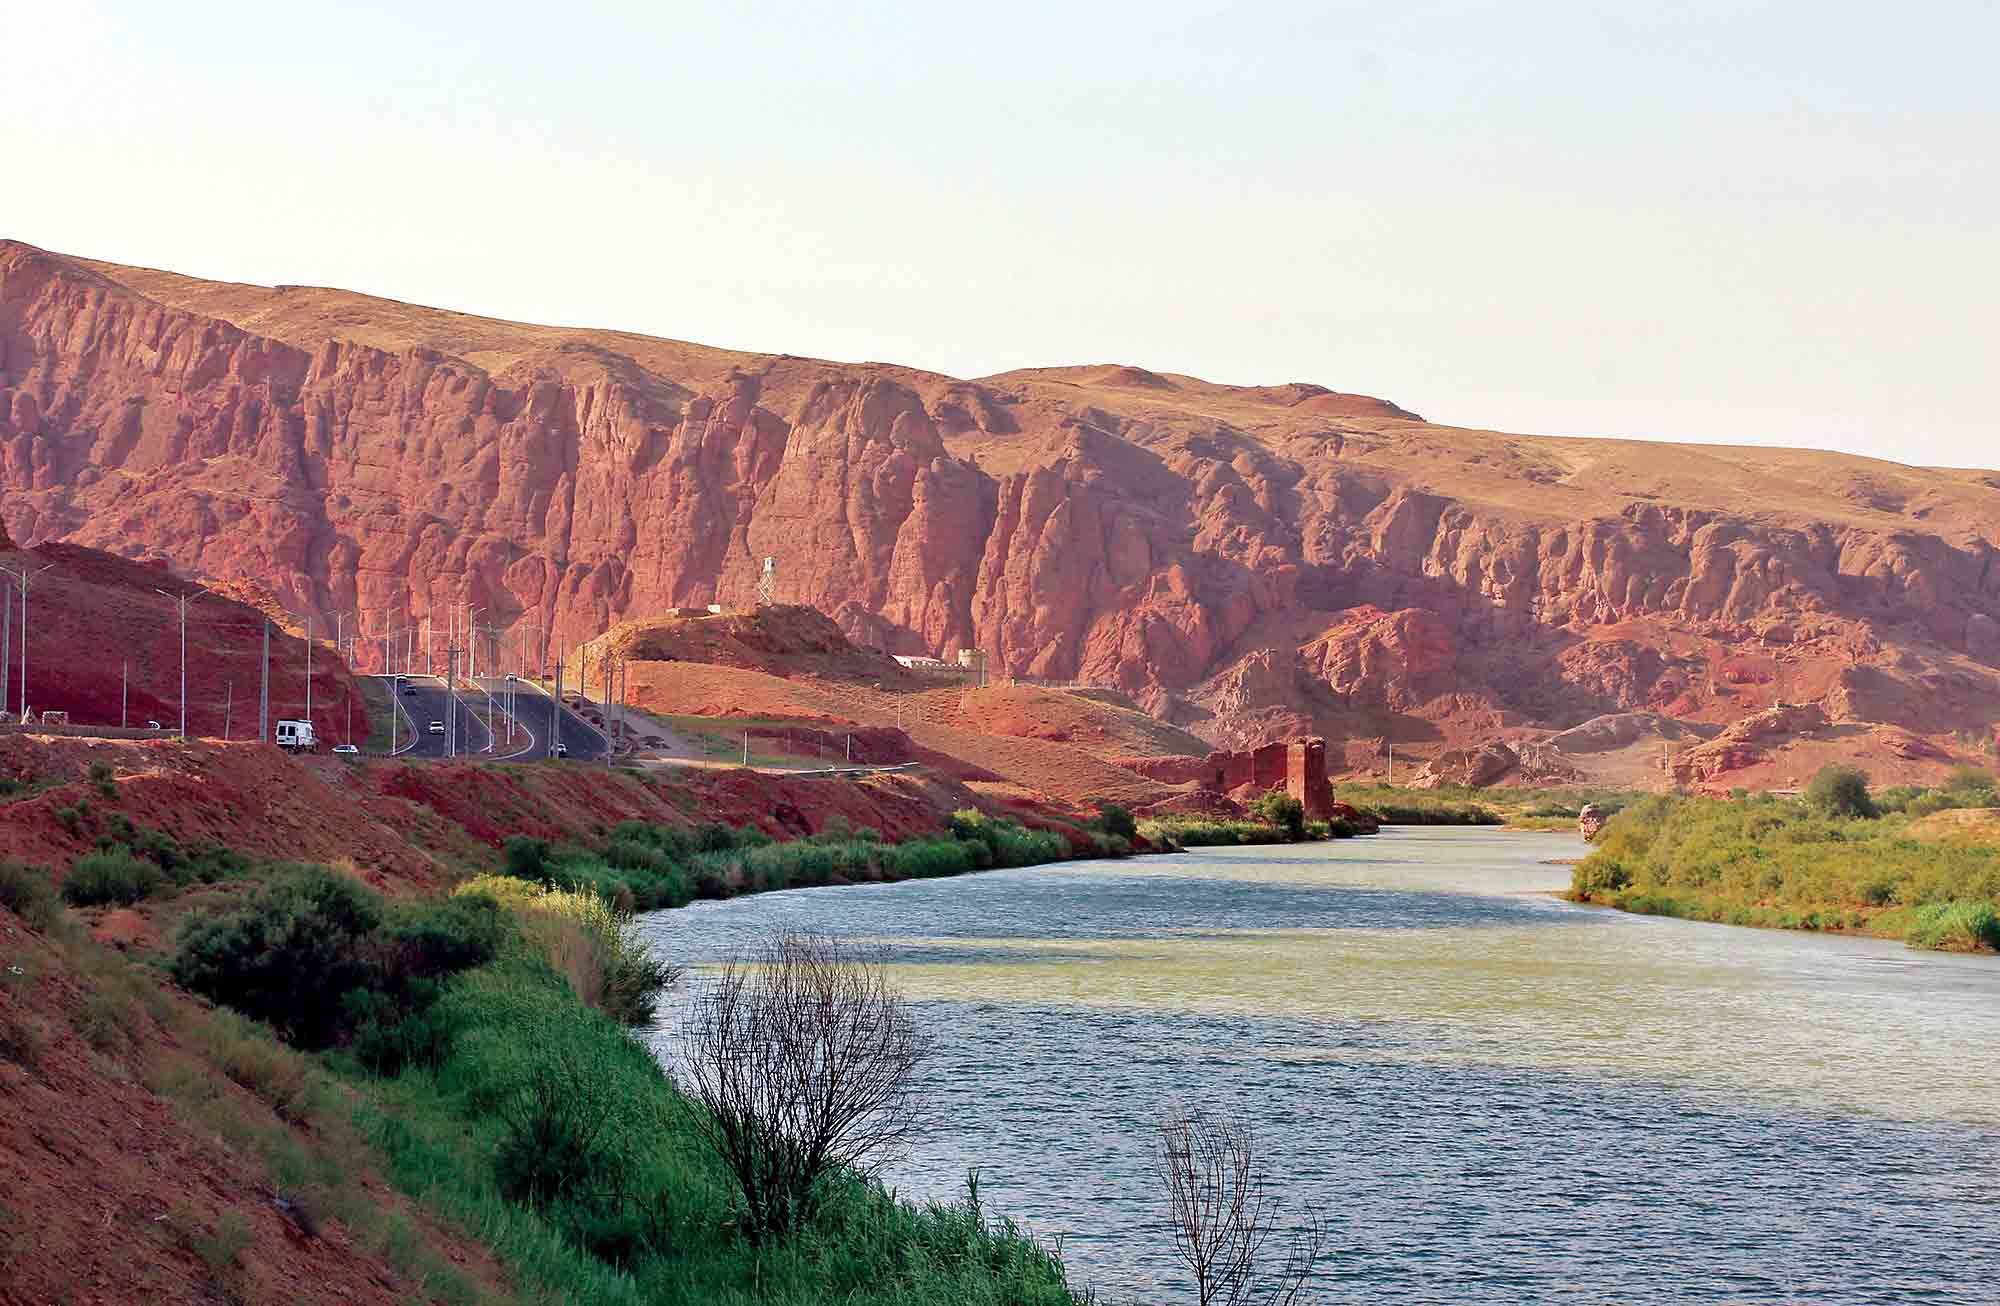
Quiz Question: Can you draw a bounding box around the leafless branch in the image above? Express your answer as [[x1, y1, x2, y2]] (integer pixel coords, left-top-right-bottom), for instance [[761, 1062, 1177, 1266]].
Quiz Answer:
[[679, 930, 929, 1242], [1156, 1105, 1325, 1306]]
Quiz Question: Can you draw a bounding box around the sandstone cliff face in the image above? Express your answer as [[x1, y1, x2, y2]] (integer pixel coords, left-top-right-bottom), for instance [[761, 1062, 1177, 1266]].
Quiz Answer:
[[5, 240, 1999, 760]]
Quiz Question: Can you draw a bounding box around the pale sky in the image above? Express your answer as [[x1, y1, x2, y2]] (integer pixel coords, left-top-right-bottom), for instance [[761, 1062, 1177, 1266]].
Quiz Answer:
[[6, 1, 1995, 468]]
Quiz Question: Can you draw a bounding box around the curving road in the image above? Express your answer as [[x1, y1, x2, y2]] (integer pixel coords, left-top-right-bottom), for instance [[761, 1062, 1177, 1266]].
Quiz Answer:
[[373, 675, 610, 762]]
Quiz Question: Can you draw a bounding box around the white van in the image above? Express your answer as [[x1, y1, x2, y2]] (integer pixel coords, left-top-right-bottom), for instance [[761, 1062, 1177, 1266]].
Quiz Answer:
[[275, 719, 318, 754]]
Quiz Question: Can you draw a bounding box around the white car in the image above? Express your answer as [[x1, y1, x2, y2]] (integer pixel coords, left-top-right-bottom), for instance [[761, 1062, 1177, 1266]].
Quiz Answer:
[[428, 721, 446, 735], [332, 743, 360, 756]]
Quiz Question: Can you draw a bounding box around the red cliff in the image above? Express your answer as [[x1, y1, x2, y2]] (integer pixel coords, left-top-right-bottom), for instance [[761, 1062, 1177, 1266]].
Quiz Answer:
[[4, 240, 1998, 766]]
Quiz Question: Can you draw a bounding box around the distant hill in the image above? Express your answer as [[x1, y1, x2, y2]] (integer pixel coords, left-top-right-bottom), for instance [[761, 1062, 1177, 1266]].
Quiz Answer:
[[3, 238, 1997, 786]]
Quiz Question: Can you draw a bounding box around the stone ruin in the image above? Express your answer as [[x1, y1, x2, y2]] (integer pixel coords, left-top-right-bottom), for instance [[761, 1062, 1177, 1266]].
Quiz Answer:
[[1123, 738, 1336, 820]]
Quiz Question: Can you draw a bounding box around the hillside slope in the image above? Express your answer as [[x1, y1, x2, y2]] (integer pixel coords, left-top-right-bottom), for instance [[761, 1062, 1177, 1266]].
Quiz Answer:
[[4, 239, 1998, 776]]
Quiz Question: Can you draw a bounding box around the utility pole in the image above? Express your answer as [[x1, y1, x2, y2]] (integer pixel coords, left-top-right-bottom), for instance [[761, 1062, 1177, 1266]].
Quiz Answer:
[[155, 589, 194, 739], [551, 649, 564, 758], [259, 618, 270, 744], [223, 682, 233, 740], [304, 615, 314, 726], [121, 661, 128, 729]]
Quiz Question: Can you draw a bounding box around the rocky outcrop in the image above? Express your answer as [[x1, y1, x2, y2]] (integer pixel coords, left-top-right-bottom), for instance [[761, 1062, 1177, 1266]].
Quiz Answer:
[[1409, 742, 1522, 789], [1671, 702, 1831, 785], [5, 240, 2000, 761]]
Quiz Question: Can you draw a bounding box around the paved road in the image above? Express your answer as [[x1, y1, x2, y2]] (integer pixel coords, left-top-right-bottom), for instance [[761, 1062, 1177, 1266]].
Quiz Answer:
[[372, 675, 610, 762], [382, 677, 488, 758], [477, 678, 611, 761]]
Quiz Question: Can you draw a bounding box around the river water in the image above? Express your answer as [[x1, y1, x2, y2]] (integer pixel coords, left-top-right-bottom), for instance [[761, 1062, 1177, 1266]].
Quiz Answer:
[[636, 828, 2000, 1304]]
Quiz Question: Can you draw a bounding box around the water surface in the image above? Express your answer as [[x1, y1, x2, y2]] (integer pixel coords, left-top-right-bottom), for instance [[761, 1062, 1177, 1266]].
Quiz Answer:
[[639, 829, 2000, 1303]]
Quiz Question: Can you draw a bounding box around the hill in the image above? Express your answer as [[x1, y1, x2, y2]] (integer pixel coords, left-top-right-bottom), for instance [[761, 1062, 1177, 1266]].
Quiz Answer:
[[4, 238, 1998, 784], [0, 522, 365, 745]]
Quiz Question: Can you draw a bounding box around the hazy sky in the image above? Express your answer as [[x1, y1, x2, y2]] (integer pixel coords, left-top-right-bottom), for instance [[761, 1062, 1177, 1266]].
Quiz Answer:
[[7, 1, 1995, 468]]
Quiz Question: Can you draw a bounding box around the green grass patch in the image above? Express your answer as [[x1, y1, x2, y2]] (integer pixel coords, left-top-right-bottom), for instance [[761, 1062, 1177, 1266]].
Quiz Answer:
[[1572, 793, 2000, 951], [348, 955, 1086, 1306]]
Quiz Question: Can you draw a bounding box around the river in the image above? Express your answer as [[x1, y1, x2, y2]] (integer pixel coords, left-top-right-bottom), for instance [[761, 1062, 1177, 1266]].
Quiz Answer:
[[637, 828, 2000, 1303]]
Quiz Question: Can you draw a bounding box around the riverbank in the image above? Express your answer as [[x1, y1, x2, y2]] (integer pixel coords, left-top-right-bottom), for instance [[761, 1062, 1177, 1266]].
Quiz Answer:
[[1334, 783, 1636, 831], [0, 732, 1138, 1303], [1570, 791, 2000, 952]]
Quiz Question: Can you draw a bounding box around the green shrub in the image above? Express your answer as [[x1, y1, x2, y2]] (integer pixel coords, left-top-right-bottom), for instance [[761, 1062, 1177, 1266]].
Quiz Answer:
[[1571, 794, 2000, 951], [171, 865, 385, 1047], [0, 861, 60, 932], [1249, 789, 1307, 840], [62, 850, 162, 906], [382, 895, 512, 982], [87, 759, 116, 799], [1093, 802, 1138, 842], [503, 835, 552, 882], [1805, 764, 1878, 819], [695, 822, 739, 853]]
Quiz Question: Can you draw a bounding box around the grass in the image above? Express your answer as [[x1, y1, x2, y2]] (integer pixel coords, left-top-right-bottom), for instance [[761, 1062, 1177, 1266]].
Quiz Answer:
[[1136, 816, 1297, 847], [1337, 783, 1503, 825], [347, 953, 1086, 1306], [0, 860, 61, 931], [1335, 783, 1640, 829], [505, 815, 1080, 917], [1572, 792, 2000, 951]]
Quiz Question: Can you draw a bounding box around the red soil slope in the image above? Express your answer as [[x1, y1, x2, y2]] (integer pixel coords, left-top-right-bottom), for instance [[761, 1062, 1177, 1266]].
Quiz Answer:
[[0, 523, 364, 745], [0, 902, 513, 1304]]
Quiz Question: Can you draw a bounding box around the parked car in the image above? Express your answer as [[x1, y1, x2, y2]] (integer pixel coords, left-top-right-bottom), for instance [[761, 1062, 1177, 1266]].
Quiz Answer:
[[402, 685, 419, 696], [553, 742, 568, 758], [332, 743, 360, 756], [428, 720, 445, 735]]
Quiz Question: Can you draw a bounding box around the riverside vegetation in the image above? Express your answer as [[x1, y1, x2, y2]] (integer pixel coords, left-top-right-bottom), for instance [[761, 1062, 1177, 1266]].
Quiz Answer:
[[1571, 764, 2000, 951], [6, 804, 1140, 1304]]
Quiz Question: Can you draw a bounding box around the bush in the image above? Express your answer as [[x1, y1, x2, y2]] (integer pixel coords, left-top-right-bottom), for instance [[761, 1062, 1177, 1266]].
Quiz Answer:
[[1943, 765, 1998, 803], [454, 876, 679, 1026], [87, 759, 116, 799], [382, 895, 512, 982], [0, 861, 60, 932], [1570, 794, 2000, 951], [171, 865, 385, 1047], [493, 1048, 625, 1209], [503, 835, 552, 882], [1093, 802, 1138, 842], [1249, 789, 1307, 841], [62, 849, 163, 906], [1805, 764, 1878, 820]]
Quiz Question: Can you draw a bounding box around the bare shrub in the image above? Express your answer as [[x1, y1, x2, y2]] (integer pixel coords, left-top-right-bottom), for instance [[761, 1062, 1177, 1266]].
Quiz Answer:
[[679, 930, 928, 1242], [1157, 1106, 1324, 1306]]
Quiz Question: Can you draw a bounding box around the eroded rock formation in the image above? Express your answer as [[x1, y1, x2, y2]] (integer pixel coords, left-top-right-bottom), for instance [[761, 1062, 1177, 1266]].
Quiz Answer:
[[4, 239, 1998, 763]]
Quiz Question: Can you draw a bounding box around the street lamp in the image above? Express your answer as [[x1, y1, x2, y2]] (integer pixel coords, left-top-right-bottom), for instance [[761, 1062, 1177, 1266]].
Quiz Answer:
[[154, 588, 198, 739], [0, 564, 53, 722]]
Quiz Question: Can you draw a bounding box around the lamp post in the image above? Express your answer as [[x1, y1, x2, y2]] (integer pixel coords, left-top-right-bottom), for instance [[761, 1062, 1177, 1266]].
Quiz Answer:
[[0, 564, 53, 722], [154, 588, 196, 739]]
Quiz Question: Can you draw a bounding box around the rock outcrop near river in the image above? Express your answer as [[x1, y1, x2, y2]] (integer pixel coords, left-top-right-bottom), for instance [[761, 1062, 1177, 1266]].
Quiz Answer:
[[4, 239, 1999, 777]]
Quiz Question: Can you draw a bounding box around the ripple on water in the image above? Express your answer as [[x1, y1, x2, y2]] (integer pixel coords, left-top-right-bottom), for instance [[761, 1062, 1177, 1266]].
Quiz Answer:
[[638, 830, 2000, 1303]]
